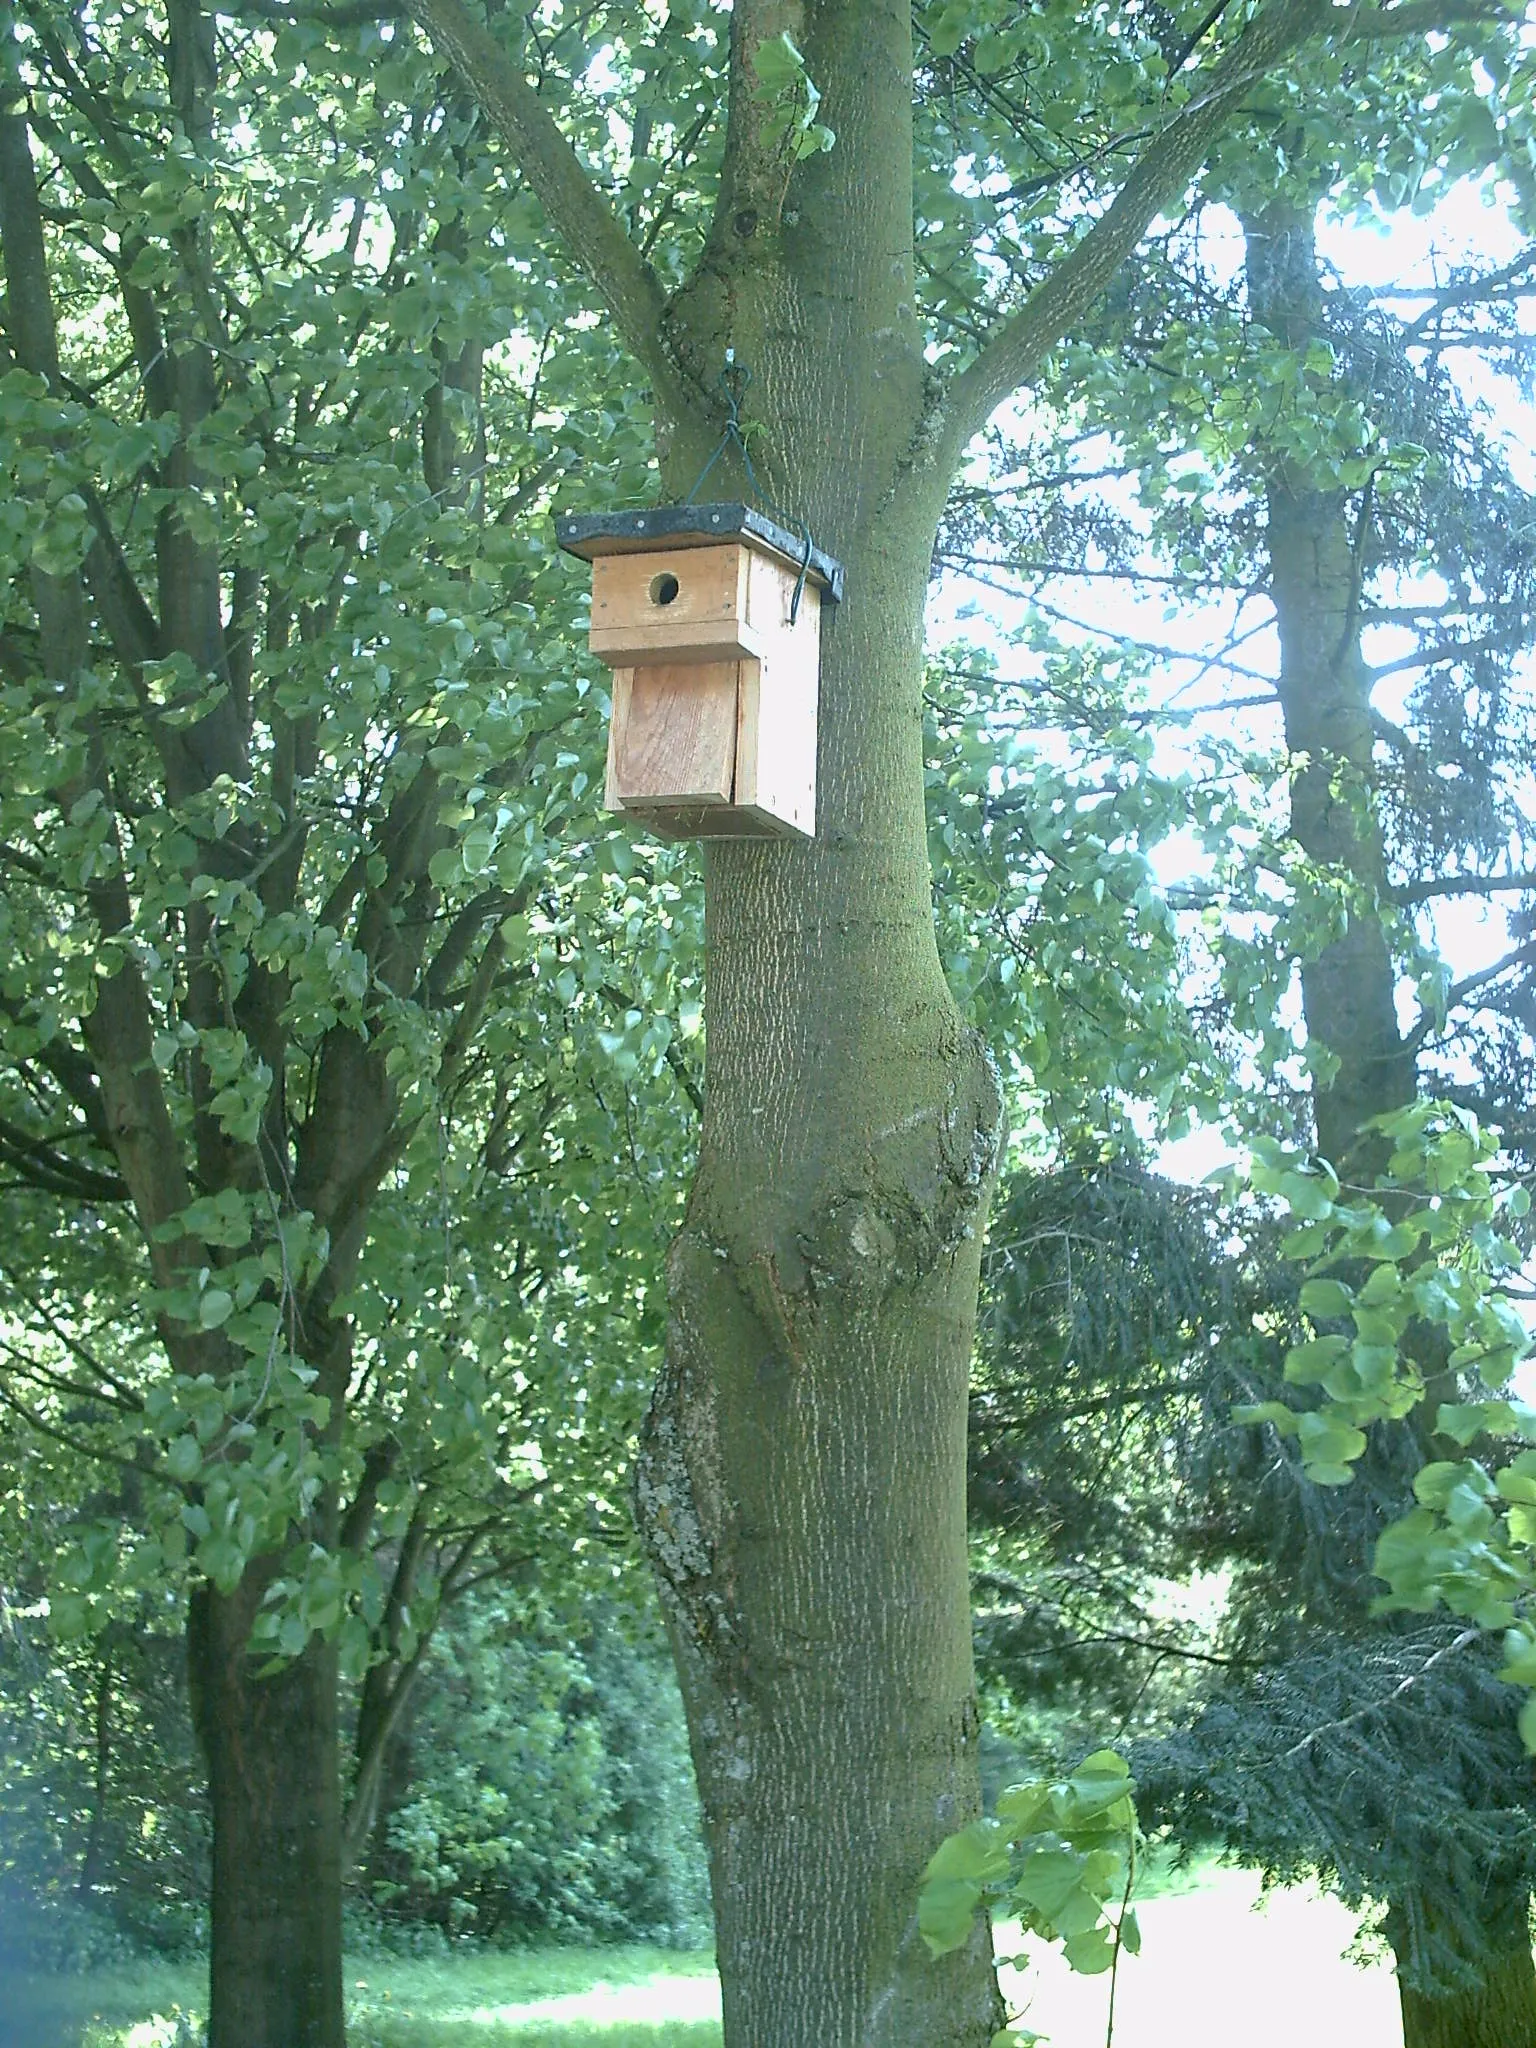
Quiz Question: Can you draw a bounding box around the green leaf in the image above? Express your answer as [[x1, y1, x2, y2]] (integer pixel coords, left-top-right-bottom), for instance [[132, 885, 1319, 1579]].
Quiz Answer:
[[1276, 1169, 1335, 1220], [996, 1780, 1053, 1835], [1299, 1277, 1353, 1317], [1064, 1750, 1136, 1818], [752, 30, 808, 93], [1233, 1400, 1299, 1438], [1061, 1927, 1116, 1975], [1414, 1459, 1493, 1511], [198, 1287, 235, 1329], [923, 1819, 1010, 1886], [1283, 1335, 1349, 1386], [918, 1876, 983, 1957], [1013, 1848, 1088, 1919], [165, 1435, 203, 1484], [1296, 1408, 1367, 1481], [1499, 1628, 1536, 1687]]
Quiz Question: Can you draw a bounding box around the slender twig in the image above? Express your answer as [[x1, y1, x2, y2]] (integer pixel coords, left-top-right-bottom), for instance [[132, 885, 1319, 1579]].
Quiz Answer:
[[1277, 1629, 1480, 1762]]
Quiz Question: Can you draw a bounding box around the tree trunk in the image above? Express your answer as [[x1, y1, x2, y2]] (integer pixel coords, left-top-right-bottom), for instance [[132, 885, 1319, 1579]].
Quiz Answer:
[[617, 6, 1009, 2040], [1248, 206, 1536, 2048], [637, 523, 1006, 2046], [1400, 1951, 1536, 2048], [189, 1579, 345, 2048], [1245, 205, 1413, 1167], [1393, 1891, 1536, 2048], [411, 0, 1338, 2032]]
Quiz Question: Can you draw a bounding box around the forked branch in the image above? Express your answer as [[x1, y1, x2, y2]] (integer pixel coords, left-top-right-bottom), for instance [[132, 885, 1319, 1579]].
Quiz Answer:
[[938, 0, 1511, 457], [411, 0, 689, 417]]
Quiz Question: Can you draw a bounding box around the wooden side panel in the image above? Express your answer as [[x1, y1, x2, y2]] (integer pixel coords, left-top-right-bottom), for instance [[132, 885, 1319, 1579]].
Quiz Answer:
[[735, 549, 819, 838], [602, 668, 630, 813], [590, 545, 756, 666], [607, 662, 738, 808]]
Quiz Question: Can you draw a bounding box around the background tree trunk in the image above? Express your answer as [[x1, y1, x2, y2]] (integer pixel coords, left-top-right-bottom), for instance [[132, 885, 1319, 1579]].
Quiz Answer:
[[189, 1577, 345, 2048], [1392, 1888, 1536, 2048], [1399, 1948, 1536, 2048], [1249, 205, 1536, 2048], [1245, 205, 1414, 1166]]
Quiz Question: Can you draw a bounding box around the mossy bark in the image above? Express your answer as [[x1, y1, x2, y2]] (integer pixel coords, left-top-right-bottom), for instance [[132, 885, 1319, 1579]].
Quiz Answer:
[[636, 538, 1006, 2046], [632, 6, 1006, 2041]]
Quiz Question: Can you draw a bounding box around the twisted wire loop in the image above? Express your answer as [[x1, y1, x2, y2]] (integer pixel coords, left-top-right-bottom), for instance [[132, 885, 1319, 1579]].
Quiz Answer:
[[683, 352, 816, 624]]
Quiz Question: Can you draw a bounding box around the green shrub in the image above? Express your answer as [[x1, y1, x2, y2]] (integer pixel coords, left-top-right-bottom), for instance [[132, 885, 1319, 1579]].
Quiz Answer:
[[365, 1601, 710, 1947]]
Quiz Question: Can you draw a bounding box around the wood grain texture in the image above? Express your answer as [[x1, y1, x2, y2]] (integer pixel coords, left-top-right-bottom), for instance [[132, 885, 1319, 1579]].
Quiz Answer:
[[596, 542, 819, 837], [591, 544, 757, 664], [608, 661, 738, 806], [619, 802, 790, 842]]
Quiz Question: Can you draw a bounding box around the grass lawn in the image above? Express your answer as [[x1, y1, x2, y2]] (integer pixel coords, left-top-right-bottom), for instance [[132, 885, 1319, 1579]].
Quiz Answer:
[[1, 1873, 1409, 2047], [0, 1947, 721, 2048]]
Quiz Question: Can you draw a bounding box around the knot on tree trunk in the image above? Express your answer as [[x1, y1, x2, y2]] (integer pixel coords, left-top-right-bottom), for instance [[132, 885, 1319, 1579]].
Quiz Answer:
[[801, 1026, 1003, 1296]]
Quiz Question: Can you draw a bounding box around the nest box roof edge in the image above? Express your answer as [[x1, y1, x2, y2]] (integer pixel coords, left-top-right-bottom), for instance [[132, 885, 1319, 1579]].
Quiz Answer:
[[555, 501, 844, 603]]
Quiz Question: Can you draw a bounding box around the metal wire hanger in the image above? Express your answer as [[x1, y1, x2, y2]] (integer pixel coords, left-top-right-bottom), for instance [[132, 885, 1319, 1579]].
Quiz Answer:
[[682, 350, 817, 624]]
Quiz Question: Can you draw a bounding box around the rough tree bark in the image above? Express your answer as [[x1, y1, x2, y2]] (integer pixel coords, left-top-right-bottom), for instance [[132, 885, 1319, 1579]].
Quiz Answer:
[[634, 13, 1007, 2036], [1247, 203, 1536, 2048], [1390, 1886, 1536, 2048], [412, 0, 1381, 2039], [189, 1576, 345, 2048], [1398, 1949, 1536, 2048]]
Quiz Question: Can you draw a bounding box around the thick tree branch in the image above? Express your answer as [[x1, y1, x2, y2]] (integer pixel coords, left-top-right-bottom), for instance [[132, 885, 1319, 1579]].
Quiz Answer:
[[80, 486, 162, 667], [410, 0, 689, 418], [1367, 631, 1527, 683], [231, 0, 407, 19], [1340, 0, 1520, 38], [0, 1380, 150, 1477], [0, 1117, 129, 1202], [1406, 937, 1536, 1054], [1393, 871, 1536, 906], [938, 0, 1500, 456], [22, 1039, 118, 1157], [0, 99, 197, 1273], [1277, 1628, 1480, 1763], [1389, 246, 1536, 335]]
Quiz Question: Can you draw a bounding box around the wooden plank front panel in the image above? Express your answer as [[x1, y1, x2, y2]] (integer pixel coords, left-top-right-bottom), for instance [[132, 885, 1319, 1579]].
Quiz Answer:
[[589, 545, 755, 665], [608, 662, 739, 807]]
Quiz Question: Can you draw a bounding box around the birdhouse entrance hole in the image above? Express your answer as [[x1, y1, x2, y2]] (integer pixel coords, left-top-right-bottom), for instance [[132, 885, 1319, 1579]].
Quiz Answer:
[[556, 504, 844, 842]]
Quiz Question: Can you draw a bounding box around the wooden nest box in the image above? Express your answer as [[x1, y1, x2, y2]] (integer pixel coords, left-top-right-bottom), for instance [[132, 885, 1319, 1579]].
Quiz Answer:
[[556, 503, 843, 841]]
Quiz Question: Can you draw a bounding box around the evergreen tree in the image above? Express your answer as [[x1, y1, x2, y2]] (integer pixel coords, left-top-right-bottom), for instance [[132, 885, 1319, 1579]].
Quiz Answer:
[[958, 177, 1536, 2046]]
